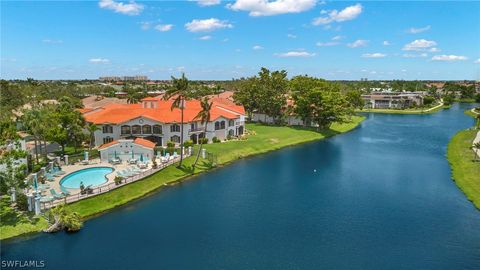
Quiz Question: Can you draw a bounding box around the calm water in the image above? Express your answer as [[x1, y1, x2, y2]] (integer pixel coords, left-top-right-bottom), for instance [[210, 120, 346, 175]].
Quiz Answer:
[[2, 103, 480, 269]]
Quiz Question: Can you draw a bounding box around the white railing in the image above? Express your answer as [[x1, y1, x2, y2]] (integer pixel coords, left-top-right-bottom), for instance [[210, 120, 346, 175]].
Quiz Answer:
[[40, 153, 190, 210]]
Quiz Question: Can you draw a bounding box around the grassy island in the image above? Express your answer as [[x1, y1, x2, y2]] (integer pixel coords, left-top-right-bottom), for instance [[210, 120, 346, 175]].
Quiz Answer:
[[1, 116, 365, 240]]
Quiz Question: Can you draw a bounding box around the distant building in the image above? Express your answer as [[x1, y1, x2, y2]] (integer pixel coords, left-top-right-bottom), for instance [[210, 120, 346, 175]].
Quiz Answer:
[[99, 76, 122, 81], [362, 92, 425, 109], [123, 76, 148, 81], [99, 76, 148, 81]]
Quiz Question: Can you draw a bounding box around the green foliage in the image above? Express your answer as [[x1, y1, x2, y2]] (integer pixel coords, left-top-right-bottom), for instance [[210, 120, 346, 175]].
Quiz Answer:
[[199, 138, 209, 144], [50, 204, 83, 232], [16, 193, 28, 211], [423, 96, 435, 106], [293, 88, 353, 129], [166, 146, 176, 155], [167, 141, 175, 148], [183, 140, 194, 148], [212, 137, 221, 143], [114, 176, 123, 185], [345, 90, 365, 109], [443, 95, 455, 105]]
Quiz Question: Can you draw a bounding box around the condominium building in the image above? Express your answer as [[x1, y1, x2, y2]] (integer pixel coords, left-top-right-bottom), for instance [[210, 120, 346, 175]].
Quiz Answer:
[[362, 92, 425, 109], [82, 95, 246, 147]]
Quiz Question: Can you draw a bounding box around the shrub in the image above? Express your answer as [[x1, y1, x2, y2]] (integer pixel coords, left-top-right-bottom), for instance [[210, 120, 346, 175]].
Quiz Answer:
[[423, 96, 435, 106], [114, 176, 123, 185], [16, 192, 29, 211], [212, 137, 221, 143], [166, 141, 175, 148], [166, 146, 175, 155], [183, 140, 194, 148], [227, 134, 233, 140], [152, 158, 158, 169], [199, 138, 209, 144]]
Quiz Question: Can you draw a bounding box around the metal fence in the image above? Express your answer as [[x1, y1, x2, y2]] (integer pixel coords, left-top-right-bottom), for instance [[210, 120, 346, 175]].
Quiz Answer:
[[40, 153, 190, 210]]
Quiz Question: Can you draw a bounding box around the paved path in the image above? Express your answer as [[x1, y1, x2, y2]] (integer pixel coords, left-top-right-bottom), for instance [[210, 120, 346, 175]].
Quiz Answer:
[[474, 131, 480, 158]]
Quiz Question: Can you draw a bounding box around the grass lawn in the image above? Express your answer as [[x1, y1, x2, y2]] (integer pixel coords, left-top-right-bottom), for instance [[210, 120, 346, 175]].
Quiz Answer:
[[0, 196, 49, 240], [67, 115, 365, 218], [357, 104, 449, 115], [1, 116, 364, 239], [447, 129, 480, 209]]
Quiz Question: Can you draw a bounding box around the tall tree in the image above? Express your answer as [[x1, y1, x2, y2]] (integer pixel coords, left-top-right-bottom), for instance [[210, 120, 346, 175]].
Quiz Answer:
[[86, 123, 99, 151], [163, 73, 191, 167], [192, 98, 213, 169]]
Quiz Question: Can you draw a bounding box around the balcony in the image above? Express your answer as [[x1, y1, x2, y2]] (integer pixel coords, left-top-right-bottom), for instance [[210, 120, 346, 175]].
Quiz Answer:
[[188, 127, 205, 134]]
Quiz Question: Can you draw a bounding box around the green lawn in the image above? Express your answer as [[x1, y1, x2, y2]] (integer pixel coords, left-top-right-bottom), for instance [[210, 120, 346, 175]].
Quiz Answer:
[[447, 129, 480, 209], [357, 104, 449, 115], [1, 116, 365, 239], [0, 196, 49, 240]]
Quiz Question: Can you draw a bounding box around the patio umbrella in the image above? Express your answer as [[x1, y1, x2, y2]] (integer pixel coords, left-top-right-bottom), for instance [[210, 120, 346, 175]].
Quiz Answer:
[[140, 154, 144, 162], [84, 151, 89, 161], [114, 150, 117, 159], [131, 150, 134, 159]]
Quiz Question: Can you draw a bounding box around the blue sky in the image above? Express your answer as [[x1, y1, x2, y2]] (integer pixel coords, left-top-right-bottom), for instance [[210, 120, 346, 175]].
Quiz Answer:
[[1, 0, 479, 80]]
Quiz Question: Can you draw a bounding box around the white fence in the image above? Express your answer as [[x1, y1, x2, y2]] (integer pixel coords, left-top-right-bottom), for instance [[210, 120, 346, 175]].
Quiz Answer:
[[40, 153, 189, 210]]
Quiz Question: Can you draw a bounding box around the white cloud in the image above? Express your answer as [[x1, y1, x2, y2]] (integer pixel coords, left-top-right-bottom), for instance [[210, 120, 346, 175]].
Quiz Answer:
[[253, 45, 264, 50], [362, 53, 386, 58], [316, 41, 340, 47], [42, 39, 63, 44], [89, 58, 110, 64], [185, 18, 233, 32], [402, 53, 428, 58], [475, 58, 480, 64], [275, 51, 316, 57], [407, 25, 431, 34], [332, 35, 344, 41], [287, 34, 297, 39], [402, 39, 437, 51], [196, 0, 221, 6], [347, 39, 368, 48], [383, 40, 390, 46], [312, 3, 362, 25], [198, 35, 212, 40], [431, 55, 467, 61], [98, 0, 143, 16], [227, 0, 317, 17], [154, 24, 173, 32]]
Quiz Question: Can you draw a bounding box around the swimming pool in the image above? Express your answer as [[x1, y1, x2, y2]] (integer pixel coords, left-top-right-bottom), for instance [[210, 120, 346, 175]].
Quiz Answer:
[[60, 167, 114, 189]]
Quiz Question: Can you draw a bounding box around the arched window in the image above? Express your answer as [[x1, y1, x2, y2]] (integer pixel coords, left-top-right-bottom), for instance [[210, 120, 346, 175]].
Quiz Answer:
[[228, 129, 234, 136], [121, 125, 131, 135], [170, 135, 180, 143], [228, 120, 234, 127], [220, 121, 226, 129], [170, 124, 180, 132], [102, 125, 113, 133], [132, 125, 141, 135], [214, 122, 220, 130], [142, 125, 152, 134], [153, 125, 162, 134]]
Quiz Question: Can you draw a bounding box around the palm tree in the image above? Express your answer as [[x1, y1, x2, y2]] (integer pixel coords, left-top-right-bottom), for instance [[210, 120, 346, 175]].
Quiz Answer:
[[472, 142, 480, 161], [164, 73, 190, 167], [193, 98, 213, 169], [86, 123, 99, 151]]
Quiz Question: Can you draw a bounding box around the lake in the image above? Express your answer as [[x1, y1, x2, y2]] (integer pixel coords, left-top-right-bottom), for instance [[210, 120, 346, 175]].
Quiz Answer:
[[2, 103, 480, 269]]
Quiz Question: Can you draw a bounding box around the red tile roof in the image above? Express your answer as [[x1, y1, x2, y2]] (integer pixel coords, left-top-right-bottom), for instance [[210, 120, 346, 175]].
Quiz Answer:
[[98, 138, 156, 150], [83, 97, 244, 124]]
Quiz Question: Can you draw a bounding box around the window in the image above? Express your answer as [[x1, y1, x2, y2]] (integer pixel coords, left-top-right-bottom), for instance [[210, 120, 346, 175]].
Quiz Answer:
[[121, 125, 131, 135], [228, 120, 234, 127], [132, 125, 141, 135], [142, 125, 152, 134], [214, 122, 220, 130], [153, 125, 162, 134], [170, 135, 180, 143], [220, 121, 226, 129], [228, 129, 234, 136], [103, 136, 113, 144], [170, 124, 180, 132], [102, 125, 113, 133]]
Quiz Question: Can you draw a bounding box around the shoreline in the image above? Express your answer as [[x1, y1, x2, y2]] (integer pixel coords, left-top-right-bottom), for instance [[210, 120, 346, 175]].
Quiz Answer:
[[1, 116, 365, 240], [356, 104, 449, 115], [446, 108, 480, 210]]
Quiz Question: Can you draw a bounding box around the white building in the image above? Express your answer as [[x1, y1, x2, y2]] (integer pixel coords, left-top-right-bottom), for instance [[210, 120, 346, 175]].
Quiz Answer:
[[98, 138, 155, 162], [82, 96, 246, 147]]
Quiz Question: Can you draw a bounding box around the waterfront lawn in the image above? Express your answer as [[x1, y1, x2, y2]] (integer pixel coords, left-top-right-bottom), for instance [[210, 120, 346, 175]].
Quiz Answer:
[[66, 115, 365, 218], [357, 104, 449, 115], [0, 196, 49, 240], [447, 129, 480, 209]]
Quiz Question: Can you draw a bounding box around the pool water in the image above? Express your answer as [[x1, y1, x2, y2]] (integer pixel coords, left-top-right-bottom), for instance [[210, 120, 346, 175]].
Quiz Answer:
[[60, 167, 113, 189]]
